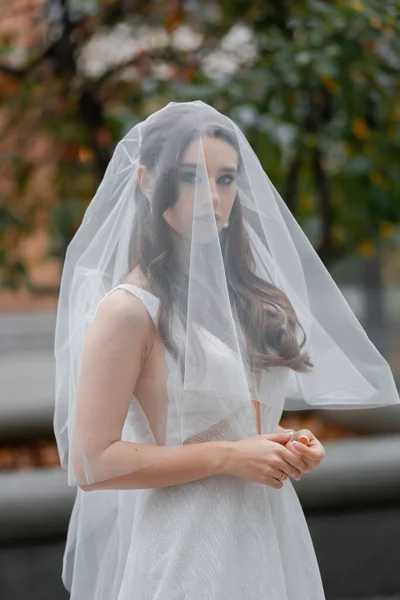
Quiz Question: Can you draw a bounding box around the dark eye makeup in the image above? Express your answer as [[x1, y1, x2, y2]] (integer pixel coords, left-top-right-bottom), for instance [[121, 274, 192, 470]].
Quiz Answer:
[[217, 174, 236, 185], [179, 170, 237, 186], [180, 171, 197, 183]]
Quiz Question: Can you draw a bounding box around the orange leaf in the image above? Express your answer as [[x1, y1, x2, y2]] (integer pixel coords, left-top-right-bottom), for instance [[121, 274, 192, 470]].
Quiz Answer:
[[96, 128, 112, 149], [357, 241, 375, 258], [369, 172, 384, 186], [320, 74, 340, 94], [78, 147, 93, 162], [369, 17, 382, 29], [352, 118, 369, 140], [349, 1, 365, 12], [379, 222, 395, 238]]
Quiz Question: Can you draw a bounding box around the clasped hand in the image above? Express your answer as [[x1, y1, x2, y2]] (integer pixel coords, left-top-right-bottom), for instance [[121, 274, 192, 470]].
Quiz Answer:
[[278, 427, 326, 480], [229, 428, 326, 489]]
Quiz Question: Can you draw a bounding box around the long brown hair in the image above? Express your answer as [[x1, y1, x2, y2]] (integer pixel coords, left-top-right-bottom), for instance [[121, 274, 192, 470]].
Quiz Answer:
[[131, 104, 311, 373]]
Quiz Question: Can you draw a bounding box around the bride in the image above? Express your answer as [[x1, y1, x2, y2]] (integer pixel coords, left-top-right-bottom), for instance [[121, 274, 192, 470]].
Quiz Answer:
[[54, 101, 399, 599]]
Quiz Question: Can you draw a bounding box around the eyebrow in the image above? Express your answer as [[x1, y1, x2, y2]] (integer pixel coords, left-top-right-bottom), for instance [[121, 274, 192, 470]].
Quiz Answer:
[[180, 163, 238, 173]]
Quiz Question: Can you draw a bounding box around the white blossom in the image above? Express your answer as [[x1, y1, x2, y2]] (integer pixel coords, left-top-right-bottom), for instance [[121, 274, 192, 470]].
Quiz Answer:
[[220, 24, 257, 62], [78, 24, 169, 78], [171, 25, 203, 51], [201, 24, 257, 81]]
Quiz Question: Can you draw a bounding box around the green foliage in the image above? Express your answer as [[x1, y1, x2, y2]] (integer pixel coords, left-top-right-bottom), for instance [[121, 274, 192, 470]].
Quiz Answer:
[[1, 0, 400, 290], [185, 0, 400, 263]]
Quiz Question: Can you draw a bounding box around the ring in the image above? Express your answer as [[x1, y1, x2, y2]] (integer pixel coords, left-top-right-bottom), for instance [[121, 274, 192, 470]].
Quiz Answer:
[[278, 472, 286, 481]]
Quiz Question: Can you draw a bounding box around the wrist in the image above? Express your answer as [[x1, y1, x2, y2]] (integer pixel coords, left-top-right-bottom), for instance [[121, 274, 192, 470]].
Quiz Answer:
[[211, 440, 238, 476]]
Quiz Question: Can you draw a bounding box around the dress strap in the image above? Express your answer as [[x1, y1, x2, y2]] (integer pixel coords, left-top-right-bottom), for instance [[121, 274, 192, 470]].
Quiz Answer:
[[98, 284, 159, 326]]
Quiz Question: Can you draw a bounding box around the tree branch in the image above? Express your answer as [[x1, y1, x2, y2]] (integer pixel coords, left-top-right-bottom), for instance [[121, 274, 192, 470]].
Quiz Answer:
[[0, 0, 82, 79], [0, 44, 56, 78], [284, 151, 301, 213], [265, 0, 293, 39], [94, 46, 193, 88], [77, 87, 111, 177], [313, 146, 334, 264]]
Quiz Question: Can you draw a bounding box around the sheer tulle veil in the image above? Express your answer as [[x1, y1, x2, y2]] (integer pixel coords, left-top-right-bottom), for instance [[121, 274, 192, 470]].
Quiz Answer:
[[53, 100, 399, 599]]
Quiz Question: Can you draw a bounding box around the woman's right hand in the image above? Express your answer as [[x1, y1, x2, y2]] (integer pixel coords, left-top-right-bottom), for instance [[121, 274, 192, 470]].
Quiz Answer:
[[223, 431, 307, 489]]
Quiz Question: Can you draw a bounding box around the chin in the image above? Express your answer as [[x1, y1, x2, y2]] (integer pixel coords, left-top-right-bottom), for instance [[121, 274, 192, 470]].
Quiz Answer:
[[167, 220, 223, 245]]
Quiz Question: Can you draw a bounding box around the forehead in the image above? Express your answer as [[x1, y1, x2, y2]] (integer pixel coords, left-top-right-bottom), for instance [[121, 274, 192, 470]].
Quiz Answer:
[[182, 136, 238, 170]]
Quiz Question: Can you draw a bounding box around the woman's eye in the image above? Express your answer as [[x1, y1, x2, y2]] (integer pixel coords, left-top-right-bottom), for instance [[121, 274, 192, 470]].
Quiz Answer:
[[180, 171, 197, 183], [217, 174, 235, 185]]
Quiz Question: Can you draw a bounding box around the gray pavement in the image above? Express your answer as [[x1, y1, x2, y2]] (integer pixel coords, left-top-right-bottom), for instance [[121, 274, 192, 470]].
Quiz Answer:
[[307, 503, 400, 599], [0, 541, 399, 600], [0, 309, 56, 354], [1, 309, 399, 599], [1, 503, 400, 600]]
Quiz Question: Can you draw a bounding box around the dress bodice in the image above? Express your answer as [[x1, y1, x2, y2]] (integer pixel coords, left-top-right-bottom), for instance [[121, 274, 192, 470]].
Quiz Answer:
[[100, 284, 290, 446]]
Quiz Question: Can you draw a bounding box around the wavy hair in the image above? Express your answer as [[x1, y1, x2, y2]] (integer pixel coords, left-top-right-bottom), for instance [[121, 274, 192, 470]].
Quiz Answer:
[[131, 104, 311, 373]]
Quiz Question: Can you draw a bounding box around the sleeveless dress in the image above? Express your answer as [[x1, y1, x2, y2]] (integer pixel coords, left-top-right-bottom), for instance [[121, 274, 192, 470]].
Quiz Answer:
[[65, 284, 326, 600]]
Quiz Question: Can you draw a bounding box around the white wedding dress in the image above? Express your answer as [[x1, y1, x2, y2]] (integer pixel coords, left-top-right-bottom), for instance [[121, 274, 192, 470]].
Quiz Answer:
[[65, 284, 326, 600]]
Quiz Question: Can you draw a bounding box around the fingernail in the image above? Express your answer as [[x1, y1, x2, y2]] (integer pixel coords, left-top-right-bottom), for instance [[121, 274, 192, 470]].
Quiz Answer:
[[297, 435, 310, 444], [284, 429, 294, 433], [292, 441, 301, 449]]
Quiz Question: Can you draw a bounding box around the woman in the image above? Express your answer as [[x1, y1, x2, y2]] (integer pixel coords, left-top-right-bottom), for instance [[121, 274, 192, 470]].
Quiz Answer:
[[54, 101, 399, 600]]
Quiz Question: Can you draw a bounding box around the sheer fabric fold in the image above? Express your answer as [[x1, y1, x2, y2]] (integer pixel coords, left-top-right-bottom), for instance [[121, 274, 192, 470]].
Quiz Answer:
[[53, 100, 399, 599]]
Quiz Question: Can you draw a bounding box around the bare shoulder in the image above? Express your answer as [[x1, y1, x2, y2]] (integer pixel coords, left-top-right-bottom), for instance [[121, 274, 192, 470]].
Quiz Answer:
[[95, 288, 155, 339], [98, 288, 152, 327]]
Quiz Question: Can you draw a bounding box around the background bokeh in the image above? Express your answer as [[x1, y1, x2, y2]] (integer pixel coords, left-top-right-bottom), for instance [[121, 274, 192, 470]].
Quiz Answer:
[[1, 1, 400, 599], [2, 0, 400, 368]]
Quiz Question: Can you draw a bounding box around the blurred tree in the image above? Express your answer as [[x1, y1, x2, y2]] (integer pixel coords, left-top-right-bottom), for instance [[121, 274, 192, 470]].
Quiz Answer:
[[0, 0, 399, 294]]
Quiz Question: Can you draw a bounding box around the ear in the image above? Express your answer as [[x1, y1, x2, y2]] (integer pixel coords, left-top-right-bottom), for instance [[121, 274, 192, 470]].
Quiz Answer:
[[137, 165, 155, 199]]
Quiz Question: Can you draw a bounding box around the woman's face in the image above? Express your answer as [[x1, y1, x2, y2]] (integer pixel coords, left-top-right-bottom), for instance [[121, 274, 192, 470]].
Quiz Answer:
[[163, 135, 238, 241]]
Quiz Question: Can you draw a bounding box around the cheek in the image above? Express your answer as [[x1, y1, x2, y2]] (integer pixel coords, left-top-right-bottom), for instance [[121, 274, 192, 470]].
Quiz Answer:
[[221, 185, 237, 212], [176, 190, 194, 224], [165, 190, 194, 235]]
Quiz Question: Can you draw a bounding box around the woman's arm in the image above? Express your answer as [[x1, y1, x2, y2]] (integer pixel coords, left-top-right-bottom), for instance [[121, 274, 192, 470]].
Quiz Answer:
[[73, 290, 307, 492], [80, 439, 231, 491], [73, 289, 231, 491]]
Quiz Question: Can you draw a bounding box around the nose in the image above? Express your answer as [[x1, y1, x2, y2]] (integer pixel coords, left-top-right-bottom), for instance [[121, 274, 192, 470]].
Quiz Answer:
[[207, 178, 220, 208]]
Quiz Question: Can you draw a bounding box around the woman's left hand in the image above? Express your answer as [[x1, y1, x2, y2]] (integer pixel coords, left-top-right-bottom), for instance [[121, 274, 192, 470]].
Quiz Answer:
[[284, 429, 326, 474]]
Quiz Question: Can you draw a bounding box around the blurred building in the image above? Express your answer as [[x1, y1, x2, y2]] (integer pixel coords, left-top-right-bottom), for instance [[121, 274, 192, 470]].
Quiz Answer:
[[0, 0, 59, 312]]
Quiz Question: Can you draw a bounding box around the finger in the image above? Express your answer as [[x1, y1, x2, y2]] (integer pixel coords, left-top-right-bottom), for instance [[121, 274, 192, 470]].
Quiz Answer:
[[265, 476, 283, 489], [284, 440, 307, 465], [280, 462, 302, 480], [292, 439, 323, 456], [284, 441, 309, 470], [283, 428, 296, 442], [308, 437, 325, 452], [274, 470, 288, 482], [285, 450, 311, 473], [264, 432, 293, 444], [280, 446, 308, 474], [297, 434, 311, 445], [268, 451, 302, 480], [295, 429, 315, 443], [302, 459, 320, 472], [292, 440, 326, 461], [277, 454, 303, 480]]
